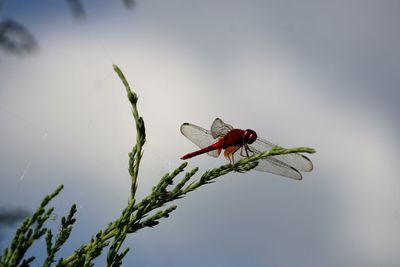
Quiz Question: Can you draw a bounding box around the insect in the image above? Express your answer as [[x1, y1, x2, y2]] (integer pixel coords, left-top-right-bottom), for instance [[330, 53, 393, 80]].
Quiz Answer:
[[180, 118, 313, 180]]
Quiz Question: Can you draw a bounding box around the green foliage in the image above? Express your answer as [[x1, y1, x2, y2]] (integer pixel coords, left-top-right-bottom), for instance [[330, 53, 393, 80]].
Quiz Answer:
[[0, 185, 65, 267], [0, 65, 315, 267]]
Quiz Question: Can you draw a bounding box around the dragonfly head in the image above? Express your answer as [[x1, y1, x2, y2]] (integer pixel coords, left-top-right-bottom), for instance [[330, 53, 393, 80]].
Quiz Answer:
[[244, 129, 257, 144]]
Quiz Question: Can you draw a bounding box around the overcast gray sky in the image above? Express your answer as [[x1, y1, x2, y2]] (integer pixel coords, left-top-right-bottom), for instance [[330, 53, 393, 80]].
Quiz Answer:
[[1, 1, 399, 266]]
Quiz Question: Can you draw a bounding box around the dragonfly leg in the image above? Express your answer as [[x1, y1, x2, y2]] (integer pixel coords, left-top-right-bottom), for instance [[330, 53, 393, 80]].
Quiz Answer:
[[245, 144, 254, 156], [224, 146, 240, 164], [241, 144, 254, 157], [240, 146, 245, 157], [231, 146, 240, 163], [240, 145, 249, 157]]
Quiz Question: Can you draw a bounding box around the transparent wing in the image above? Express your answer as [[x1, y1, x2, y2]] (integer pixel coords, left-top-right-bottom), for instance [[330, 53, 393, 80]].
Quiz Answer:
[[251, 138, 313, 172], [231, 146, 303, 180], [210, 118, 234, 138], [180, 123, 219, 157]]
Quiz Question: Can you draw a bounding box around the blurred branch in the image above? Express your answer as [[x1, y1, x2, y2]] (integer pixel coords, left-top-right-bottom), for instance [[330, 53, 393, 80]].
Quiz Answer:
[[0, 0, 137, 58], [0, 209, 30, 226], [0, 20, 37, 56], [123, 0, 135, 9], [65, 0, 85, 19]]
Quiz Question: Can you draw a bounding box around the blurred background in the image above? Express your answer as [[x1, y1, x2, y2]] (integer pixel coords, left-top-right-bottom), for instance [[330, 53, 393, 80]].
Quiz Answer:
[[1, 1, 399, 266]]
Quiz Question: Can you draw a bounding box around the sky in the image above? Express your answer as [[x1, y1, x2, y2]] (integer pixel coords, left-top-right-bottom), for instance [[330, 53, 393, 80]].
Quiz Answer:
[[1, 1, 400, 266]]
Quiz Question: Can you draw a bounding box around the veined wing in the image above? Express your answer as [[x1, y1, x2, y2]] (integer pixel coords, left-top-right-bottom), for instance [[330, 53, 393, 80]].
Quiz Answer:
[[210, 118, 234, 138], [180, 123, 219, 157], [251, 137, 313, 172], [231, 146, 303, 180]]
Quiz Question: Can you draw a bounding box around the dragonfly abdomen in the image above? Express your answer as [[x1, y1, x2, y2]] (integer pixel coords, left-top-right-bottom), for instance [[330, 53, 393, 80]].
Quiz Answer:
[[180, 141, 223, 160]]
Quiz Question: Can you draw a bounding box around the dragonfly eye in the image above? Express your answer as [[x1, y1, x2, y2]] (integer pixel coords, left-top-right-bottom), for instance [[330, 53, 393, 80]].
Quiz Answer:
[[244, 129, 257, 144]]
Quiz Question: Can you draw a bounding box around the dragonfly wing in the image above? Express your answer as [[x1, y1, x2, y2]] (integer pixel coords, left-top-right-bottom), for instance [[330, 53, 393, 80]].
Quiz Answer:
[[251, 138, 313, 172], [255, 157, 303, 180], [210, 118, 234, 138], [231, 147, 303, 180], [180, 123, 219, 157]]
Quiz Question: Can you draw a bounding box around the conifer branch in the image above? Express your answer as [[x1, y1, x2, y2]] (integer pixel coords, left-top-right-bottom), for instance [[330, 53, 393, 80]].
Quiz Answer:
[[0, 185, 63, 266], [112, 64, 145, 202]]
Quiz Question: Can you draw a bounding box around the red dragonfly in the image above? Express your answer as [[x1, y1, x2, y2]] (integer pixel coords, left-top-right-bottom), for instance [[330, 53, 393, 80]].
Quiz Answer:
[[180, 118, 313, 180]]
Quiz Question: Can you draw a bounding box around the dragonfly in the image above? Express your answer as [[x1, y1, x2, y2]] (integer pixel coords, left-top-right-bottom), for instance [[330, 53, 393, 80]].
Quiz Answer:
[[180, 118, 313, 180]]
